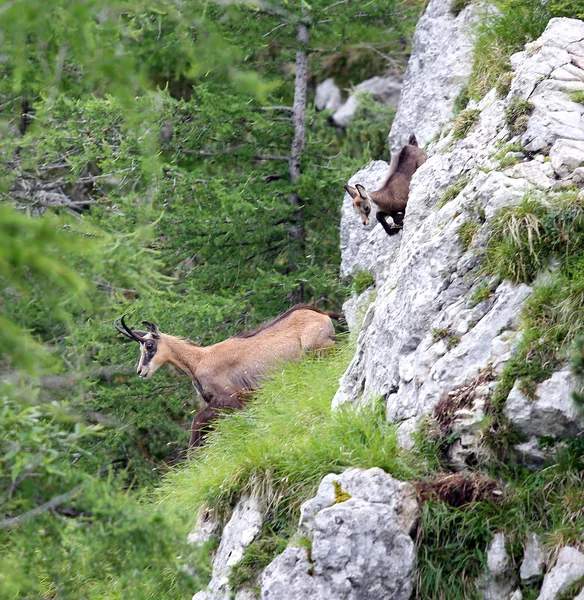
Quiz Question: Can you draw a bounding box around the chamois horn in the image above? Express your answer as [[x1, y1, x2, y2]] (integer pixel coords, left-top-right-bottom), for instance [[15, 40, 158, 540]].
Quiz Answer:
[[114, 314, 145, 343]]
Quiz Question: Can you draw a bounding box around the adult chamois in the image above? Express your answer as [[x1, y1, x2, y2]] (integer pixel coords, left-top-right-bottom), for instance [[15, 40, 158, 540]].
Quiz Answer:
[[114, 305, 340, 448], [344, 134, 427, 235]]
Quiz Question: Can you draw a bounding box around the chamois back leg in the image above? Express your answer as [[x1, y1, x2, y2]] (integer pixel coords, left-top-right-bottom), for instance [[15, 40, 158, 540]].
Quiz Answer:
[[300, 321, 336, 353]]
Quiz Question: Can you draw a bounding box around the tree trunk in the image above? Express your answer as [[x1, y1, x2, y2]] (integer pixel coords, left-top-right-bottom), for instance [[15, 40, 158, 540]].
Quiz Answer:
[[288, 20, 310, 304]]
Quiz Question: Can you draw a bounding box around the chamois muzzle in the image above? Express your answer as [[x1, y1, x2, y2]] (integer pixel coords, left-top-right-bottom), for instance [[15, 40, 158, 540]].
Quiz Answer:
[[114, 314, 145, 343]]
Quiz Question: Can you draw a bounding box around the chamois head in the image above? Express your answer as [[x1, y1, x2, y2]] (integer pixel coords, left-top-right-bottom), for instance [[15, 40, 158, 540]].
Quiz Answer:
[[344, 183, 372, 226], [114, 314, 165, 378]]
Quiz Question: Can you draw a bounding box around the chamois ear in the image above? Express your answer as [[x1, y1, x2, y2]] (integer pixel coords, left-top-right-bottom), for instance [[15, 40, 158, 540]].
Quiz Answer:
[[355, 184, 368, 199], [142, 321, 161, 339], [344, 184, 358, 199]]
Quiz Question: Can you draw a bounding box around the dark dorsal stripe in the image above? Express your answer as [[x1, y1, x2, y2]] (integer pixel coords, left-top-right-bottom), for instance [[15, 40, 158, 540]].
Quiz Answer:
[[234, 304, 333, 339]]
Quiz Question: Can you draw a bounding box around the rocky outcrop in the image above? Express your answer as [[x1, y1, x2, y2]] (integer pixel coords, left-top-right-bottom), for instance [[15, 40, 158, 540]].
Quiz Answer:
[[336, 18, 584, 450], [193, 496, 265, 600], [479, 533, 518, 600], [388, 0, 480, 152], [504, 370, 584, 439], [520, 533, 545, 585], [537, 547, 584, 600], [330, 75, 402, 128], [315, 78, 342, 113], [260, 468, 418, 600]]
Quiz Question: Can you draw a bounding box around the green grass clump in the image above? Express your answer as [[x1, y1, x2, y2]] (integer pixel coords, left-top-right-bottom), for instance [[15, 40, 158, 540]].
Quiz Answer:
[[493, 141, 524, 168], [469, 282, 493, 307], [228, 534, 288, 591], [351, 269, 375, 294], [453, 85, 470, 114], [438, 176, 470, 208], [505, 97, 534, 136], [452, 109, 481, 140], [570, 90, 584, 104], [159, 342, 423, 527], [459, 219, 480, 250]]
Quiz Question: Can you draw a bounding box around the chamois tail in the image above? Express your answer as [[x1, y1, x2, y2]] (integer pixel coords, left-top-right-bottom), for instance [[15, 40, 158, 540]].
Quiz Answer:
[[408, 134, 418, 146]]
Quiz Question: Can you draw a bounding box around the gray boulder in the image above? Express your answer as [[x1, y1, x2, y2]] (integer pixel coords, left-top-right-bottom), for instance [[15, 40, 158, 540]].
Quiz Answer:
[[330, 75, 402, 128], [503, 370, 584, 439], [260, 468, 418, 600], [193, 495, 265, 600], [537, 547, 584, 600], [315, 78, 342, 113], [520, 533, 545, 585], [479, 533, 519, 600]]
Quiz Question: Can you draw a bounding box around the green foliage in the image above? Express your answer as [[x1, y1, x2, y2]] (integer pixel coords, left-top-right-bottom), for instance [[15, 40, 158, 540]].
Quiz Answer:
[[493, 141, 524, 168], [570, 336, 584, 411], [450, 0, 473, 16], [0, 478, 214, 599], [570, 90, 584, 104], [469, 282, 494, 307], [483, 193, 584, 450], [451, 109, 481, 140], [453, 86, 471, 114], [466, 0, 551, 100], [351, 269, 376, 294], [505, 98, 534, 136]]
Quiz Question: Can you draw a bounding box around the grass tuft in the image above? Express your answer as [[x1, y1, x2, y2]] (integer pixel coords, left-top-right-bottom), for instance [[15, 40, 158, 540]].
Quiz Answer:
[[351, 269, 375, 295], [452, 109, 481, 140], [570, 90, 584, 104], [438, 176, 470, 208], [505, 97, 534, 136], [459, 219, 480, 251], [450, 0, 472, 15]]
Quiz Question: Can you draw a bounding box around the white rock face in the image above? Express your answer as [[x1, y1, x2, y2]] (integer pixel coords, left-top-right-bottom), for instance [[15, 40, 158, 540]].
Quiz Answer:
[[504, 371, 584, 439], [511, 18, 584, 153], [479, 533, 519, 600], [520, 533, 545, 585], [336, 19, 584, 448], [193, 495, 265, 600], [315, 78, 342, 112], [188, 507, 221, 547], [331, 75, 402, 128], [388, 0, 480, 152], [537, 547, 584, 600], [549, 138, 584, 177], [260, 468, 418, 600]]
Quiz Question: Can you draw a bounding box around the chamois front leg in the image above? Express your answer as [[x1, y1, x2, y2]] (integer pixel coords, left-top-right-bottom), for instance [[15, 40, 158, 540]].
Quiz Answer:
[[188, 405, 220, 448], [188, 392, 245, 449], [376, 211, 402, 236]]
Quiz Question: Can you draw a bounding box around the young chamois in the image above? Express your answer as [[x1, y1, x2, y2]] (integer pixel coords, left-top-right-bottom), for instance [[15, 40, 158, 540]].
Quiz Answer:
[[114, 305, 340, 448], [344, 134, 427, 236]]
